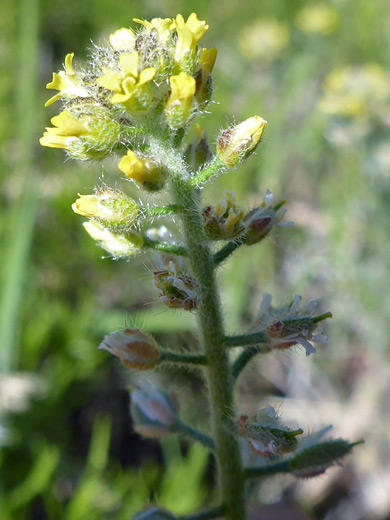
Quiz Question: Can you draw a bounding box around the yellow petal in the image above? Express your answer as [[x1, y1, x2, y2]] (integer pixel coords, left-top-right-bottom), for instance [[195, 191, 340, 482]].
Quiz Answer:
[[169, 72, 196, 102], [138, 67, 156, 85], [50, 111, 88, 137], [97, 71, 122, 92], [199, 48, 217, 75], [120, 52, 139, 77], [64, 53, 75, 75], [109, 28, 135, 50]]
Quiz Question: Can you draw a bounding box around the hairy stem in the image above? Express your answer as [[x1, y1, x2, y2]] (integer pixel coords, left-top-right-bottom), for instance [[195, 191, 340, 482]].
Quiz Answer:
[[231, 346, 270, 381], [143, 236, 188, 256], [172, 174, 247, 520], [160, 351, 207, 366]]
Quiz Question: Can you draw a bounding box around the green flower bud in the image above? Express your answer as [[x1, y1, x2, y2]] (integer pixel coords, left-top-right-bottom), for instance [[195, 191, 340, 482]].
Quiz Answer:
[[184, 124, 213, 170], [217, 116, 267, 167]]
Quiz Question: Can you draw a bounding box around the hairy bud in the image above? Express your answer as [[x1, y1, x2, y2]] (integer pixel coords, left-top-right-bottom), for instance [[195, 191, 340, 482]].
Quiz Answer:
[[118, 151, 169, 191], [72, 188, 139, 230], [217, 116, 267, 167], [83, 221, 143, 259], [165, 73, 197, 129], [99, 329, 161, 370], [238, 405, 303, 457], [131, 381, 179, 438]]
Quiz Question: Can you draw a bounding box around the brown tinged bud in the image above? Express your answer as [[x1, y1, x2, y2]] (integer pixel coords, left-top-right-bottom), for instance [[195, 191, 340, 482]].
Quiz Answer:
[[217, 116, 267, 168], [243, 190, 293, 245], [98, 329, 161, 370]]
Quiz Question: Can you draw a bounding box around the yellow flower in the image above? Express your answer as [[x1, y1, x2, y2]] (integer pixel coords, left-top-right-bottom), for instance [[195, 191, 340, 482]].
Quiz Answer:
[[97, 51, 156, 111], [239, 20, 289, 61], [165, 72, 196, 129], [174, 13, 209, 69], [133, 17, 175, 44], [217, 116, 267, 167], [40, 106, 121, 159], [72, 188, 139, 229], [296, 4, 339, 35], [45, 53, 88, 107], [39, 110, 89, 149], [83, 221, 143, 258], [118, 151, 169, 191], [109, 28, 136, 50]]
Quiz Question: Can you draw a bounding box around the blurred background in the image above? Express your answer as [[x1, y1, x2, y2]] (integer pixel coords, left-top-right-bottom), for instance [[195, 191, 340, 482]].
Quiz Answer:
[[1, 0, 390, 518]]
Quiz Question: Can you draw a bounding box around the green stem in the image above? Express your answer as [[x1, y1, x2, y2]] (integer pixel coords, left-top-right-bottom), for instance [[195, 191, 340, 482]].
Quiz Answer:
[[231, 346, 270, 380], [188, 157, 225, 187], [171, 175, 247, 520], [178, 505, 224, 520], [160, 351, 207, 366], [173, 419, 215, 450], [142, 204, 179, 218], [213, 240, 244, 266], [143, 236, 188, 256], [224, 331, 268, 347], [244, 460, 291, 479]]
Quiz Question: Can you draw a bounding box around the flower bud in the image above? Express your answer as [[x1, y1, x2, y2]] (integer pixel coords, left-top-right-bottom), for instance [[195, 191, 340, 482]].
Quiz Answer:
[[202, 190, 245, 240], [72, 188, 139, 230], [83, 221, 143, 259], [99, 329, 160, 370], [255, 294, 331, 356], [165, 73, 197, 129], [131, 381, 179, 438], [243, 190, 293, 245], [184, 124, 213, 170], [118, 151, 169, 191], [238, 405, 303, 458], [195, 47, 217, 105], [217, 116, 267, 167], [153, 260, 198, 310]]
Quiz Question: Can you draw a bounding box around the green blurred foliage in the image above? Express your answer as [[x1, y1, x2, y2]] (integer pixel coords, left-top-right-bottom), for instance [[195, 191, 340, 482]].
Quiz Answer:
[[1, 0, 390, 518]]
